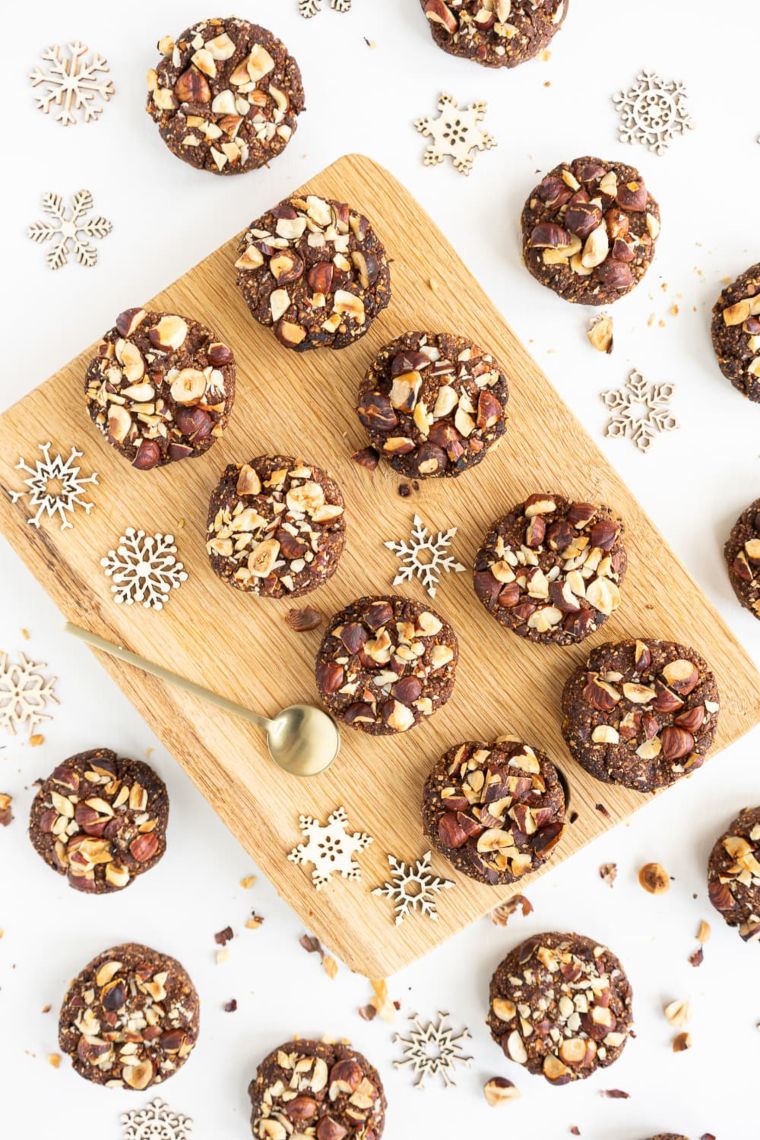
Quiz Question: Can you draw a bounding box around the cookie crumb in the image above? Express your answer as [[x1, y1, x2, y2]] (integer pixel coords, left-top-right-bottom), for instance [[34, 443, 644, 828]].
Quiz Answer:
[[214, 926, 234, 946], [598, 862, 617, 887]]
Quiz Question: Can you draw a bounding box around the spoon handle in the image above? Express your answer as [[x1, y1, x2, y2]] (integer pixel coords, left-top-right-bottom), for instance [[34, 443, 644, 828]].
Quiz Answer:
[[64, 623, 271, 731]]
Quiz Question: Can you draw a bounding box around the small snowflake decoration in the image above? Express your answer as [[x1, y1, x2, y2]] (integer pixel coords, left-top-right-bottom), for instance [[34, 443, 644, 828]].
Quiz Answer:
[[27, 190, 112, 270], [384, 514, 464, 599], [289, 807, 373, 890], [0, 653, 59, 736], [9, 443, 98, 530], [299, 0, 351, 15], [415, 93, 496, 176], [30, 42, 114, 126], [601, 368, 678, 453], [373, 851, 454, 925], [394, 1013, 472, 1089], [613, 70, 694, 156], [102, 529, 188, 611], [121, 1098, 193, 1140]]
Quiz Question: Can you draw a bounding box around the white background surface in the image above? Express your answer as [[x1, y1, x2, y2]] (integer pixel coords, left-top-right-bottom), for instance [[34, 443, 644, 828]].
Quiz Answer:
[[2, 1, 760, 1137]]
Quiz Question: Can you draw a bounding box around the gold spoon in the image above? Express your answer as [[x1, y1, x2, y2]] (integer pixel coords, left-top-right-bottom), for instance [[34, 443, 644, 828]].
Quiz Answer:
[[64, 622, 340, 777]]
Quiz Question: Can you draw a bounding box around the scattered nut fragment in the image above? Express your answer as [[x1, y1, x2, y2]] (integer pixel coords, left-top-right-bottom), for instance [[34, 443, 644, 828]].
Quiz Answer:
[[599, 862, 617, 887], [29, 733, 45, 746], [351, 445, 380, 471], [214, 925, 234, 945], [689, 945, 704, 968], [599, 1089, 630, 1099], [483, 1076, 520, 1106], [696, 919, 711, 943], [664, 999, 691, 1027], [0, 793, 13, 827], [240, 874, 257, 889], [638, 862, 670, 894], [322, 955, 339, 980], [358, 978, 397, 1023], [286, 605, 323, 632], [672, 1031, 692, 1052], [587, 312, 614, 353], [245, 912, 264, 930], [490, 894, 533, 926]]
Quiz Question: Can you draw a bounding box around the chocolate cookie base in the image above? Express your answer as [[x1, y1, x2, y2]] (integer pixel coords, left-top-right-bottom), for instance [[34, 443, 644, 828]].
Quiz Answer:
[[420, 0, 568, 68], [487, 930, 633, 1084], [707, 805, 760, 942], [725, 497, 760, 618], [315, 595, 458, 735], [711, 263, 760, 401], [357, 330, 508, 480], [59, 943, 199, 1089], [561, 639, 720, 792], [249, 1039, 386, 1139], [521, 156, 659, 305], [422, 738, 565, 884], [29, 749, 168, 894]]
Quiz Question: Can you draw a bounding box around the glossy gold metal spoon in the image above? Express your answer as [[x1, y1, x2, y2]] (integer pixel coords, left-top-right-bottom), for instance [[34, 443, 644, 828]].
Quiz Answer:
[[65, 623, 340, 777]]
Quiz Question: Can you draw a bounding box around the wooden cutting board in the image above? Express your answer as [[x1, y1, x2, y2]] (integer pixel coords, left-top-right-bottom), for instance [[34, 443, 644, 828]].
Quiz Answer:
[[2, 154, 758, 977]]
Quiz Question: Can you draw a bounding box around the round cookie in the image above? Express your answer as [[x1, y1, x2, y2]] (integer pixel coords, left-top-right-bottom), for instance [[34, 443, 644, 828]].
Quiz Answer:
[[474, 494, 626, 645], [356, 331, 509, 480], [235, 195, 391, 351], [724, 498, 760, 618], [146, 17, 304, 175], [420, 0, 568, 68], [487, 930, 634, 1084], [29, 749, 168, 894], [561, 639, 720, 792], [711, 264, 760, 401], [707, 806, 760, 943], [422, 737, 565, 884], [315, 595, 458, 735], [59, 943, 199, 1089], [521, 156, 660, 305], [249, 1040, 386, 1140], [206, 455, 345, 598], [84, 308, 235, 470]]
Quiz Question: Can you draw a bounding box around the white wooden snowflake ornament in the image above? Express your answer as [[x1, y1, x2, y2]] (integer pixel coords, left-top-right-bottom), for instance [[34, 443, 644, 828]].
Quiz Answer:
[[415, 93, 496, 175], [299, 0, 352, 14], [9, 442, 98, 530], [27, 190, 112, 270], [101, 529, 188, 611], [0, 653, 59, 736], [121, 1098, 193, 1140], [385, 515, 465, 598], [30, 42, 114, 126], [289, 807, 373, 890], [601, 368, 678, 452], [373, 851, 454, 925], [613, 70, 694, 156], [394, 1013, 472, 1088]]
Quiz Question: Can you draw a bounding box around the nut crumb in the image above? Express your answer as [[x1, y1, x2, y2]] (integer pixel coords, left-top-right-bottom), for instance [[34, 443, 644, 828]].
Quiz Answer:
[[490, 894, 533, 926], [29, 733, 44, 747], [696, 919, 711, 943], [483, 1076, 519, 1106], [214, 926, 234, 946], [428, 277, 439, 292], [663, 998, 691, 1027], [245, 912, 264, 930], [599, 1088, 629, 1099], [21, 628, 30, 640], [351, 445, 380, 471], [48, 1053, 61, 1069], [286, 605, 323, 633], [598, 862, 617, 887], [638, 862, 669, 894], [587, 313, 613, 354], [41, 1004, 51, 1014], [689, 945, 704, 968], [322, 954, 339, 980], [0, 793, 13, 827], [358, 977, 397, 1023], [672, 1031, 691, 1052], [223, 998, 237, 1013], [240, 874, 257, 889]]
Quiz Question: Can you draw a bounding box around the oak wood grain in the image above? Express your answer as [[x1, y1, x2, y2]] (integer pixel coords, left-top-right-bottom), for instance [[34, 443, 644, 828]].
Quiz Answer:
[[2, 154, 758, 976]]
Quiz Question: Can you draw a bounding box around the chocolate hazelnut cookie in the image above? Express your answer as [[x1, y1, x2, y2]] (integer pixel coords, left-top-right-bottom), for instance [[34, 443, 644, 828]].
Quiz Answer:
[[711, 264, 760, 401], [146, 17, 304, 175], [561, 639, 720, 792], [487, 931, 634, 1084], [84, 308, 235, 470], [725, 498, 760, 618], [59, 943, 199, 1089], [235, 195, 391, 351], [707, 806, 760, 943], [420, 0, 568, 68], [474, 494, 626, 645], [521, 156, 660, 305], [249, 1040, 386, 1140], [206, 455, 345, 598], [423, 737, 565, 884], [356, 331, 509, 479], [29, 749, 168, 894], [315, 595, 458, 735]]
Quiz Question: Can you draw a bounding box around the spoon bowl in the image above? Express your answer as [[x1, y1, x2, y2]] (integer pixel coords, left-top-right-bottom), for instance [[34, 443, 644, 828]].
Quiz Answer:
[[266, 703, 340, 777]]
